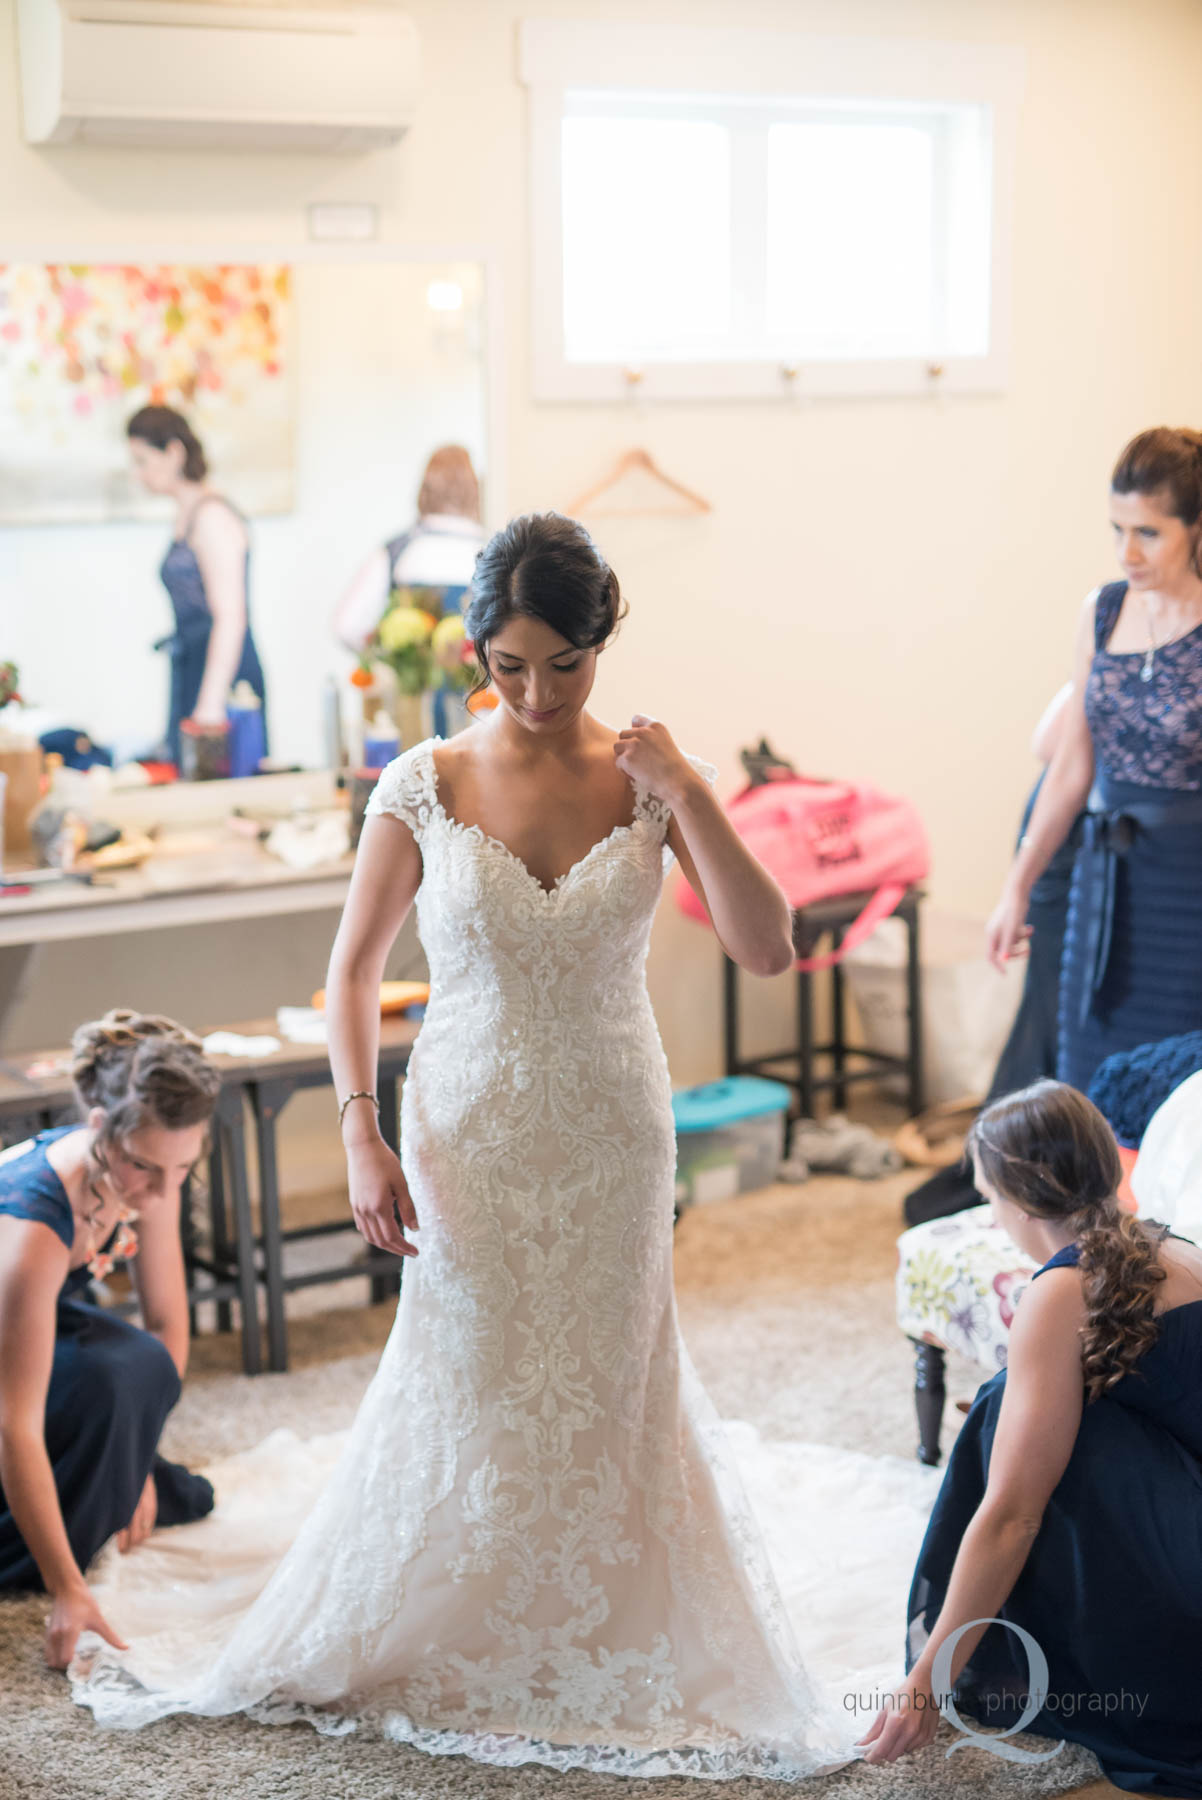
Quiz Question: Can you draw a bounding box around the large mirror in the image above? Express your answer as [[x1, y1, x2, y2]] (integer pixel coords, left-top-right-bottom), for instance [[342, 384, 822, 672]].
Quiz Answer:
[[1, 253, 493, 773]]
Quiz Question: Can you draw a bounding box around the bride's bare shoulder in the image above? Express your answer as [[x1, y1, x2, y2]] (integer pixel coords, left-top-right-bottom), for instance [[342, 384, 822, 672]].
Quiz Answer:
[[587, 718, 624, 753], [428, 732, 479, 809]]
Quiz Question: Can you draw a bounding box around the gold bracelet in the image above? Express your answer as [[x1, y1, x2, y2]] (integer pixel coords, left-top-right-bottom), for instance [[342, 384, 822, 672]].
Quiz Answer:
[[338, 1089, 379, 1127]]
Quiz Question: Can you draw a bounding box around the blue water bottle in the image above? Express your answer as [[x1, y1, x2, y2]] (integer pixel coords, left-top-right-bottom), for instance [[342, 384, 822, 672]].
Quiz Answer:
[[226, 681, 266, 778], [363, 709, 400, 770]]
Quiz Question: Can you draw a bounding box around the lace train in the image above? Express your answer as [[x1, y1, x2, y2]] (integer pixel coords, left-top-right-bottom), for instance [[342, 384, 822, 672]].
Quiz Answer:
[[72, 1420, 940, 1776]]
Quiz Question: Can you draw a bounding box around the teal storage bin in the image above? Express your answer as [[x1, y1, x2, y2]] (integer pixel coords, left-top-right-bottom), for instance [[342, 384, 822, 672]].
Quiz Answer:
[[672, 1077, 792, 1207]]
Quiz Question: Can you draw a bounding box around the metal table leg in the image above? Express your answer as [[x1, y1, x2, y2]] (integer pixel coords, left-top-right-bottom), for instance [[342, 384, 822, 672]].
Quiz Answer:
[[251, 1079, 289, 1375], [372, 1067, 403, 1303], [796, 965, 815, 1118], [217, 1086, 260, 1376], [204, 1133, 234, 1334], [723, 954, 739, 1075], [831, 927, 847, 1110], [906, 901, 925, 1117]]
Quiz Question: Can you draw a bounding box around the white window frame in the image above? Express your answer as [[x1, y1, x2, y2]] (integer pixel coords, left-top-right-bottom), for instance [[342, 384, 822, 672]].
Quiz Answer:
[[520, 22, 1025, 404]]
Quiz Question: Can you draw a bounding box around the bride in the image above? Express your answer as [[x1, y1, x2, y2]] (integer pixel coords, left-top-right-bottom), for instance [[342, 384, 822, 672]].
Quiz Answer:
[[68, 514, 871, 1777]]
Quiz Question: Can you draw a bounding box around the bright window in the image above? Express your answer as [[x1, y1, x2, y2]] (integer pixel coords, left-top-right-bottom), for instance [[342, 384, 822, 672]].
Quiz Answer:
[[521, 24, 1023, 401], [561, 115, 732, 361], [764, 119, 938, 360]]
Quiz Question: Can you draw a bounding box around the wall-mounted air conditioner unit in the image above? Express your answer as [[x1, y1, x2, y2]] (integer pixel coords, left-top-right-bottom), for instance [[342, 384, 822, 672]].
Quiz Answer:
[[16, 0, 420, 152]]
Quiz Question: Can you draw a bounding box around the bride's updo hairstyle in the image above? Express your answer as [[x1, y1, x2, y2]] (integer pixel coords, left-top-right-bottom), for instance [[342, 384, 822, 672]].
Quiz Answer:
[[464, 513, 627, 691], [967, 1080, 1169, 1402], [71, 1009, 220, 1180]]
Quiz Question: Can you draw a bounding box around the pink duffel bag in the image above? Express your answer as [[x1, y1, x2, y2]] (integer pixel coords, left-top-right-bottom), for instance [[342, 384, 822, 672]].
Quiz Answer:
[[677, 774, 930, 971]]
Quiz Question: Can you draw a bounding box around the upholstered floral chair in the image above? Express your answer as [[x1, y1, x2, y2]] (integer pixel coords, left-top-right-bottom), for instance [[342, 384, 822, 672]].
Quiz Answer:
[[896, 1207, 1036, 1465]]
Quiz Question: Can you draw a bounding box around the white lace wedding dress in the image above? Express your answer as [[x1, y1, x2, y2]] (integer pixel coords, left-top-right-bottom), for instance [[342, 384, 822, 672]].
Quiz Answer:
[[69, 739, 937, 1777]]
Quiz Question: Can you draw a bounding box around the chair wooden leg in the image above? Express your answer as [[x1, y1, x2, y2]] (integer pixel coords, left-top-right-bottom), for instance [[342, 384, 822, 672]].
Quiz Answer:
[[911, 1337, 946, 1466]]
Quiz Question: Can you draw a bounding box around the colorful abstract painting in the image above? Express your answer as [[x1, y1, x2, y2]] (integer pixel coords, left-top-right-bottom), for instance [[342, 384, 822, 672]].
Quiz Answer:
[[0, 263, 294, 524]]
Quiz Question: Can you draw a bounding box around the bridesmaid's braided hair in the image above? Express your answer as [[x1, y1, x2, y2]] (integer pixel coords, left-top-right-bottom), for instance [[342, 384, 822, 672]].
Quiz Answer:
[[71, 1011, 220, 1177], [465, 513, 627, 693], [967, 1080, 1169, 1402]]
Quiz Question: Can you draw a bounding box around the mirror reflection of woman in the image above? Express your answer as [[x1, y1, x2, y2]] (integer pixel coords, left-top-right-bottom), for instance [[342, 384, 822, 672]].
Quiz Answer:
[[334, 443, 486, 668], [126, 406, 269, 771]]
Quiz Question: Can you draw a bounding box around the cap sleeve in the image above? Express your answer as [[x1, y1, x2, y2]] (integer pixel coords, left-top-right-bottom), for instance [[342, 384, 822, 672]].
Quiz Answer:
[[0, 1143, 75, 1252], [364, 740, 438, 840]]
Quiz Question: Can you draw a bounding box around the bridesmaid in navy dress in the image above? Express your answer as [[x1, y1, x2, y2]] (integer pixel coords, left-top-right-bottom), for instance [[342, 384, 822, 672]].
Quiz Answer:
[[126, 406, 268, 770], [0, 1012, 218, 1670], [987, 427, 1202, 1096], [861, 1080, 1202, 1795]]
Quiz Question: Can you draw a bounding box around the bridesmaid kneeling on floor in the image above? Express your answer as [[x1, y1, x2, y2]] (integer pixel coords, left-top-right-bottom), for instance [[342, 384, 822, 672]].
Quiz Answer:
[[861, 1080, 1202, 1796], [0, 1011, 219, 1669]]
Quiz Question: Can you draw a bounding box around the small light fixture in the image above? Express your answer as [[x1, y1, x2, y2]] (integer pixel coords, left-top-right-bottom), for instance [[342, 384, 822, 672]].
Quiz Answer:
[[426, 280, 463, 313]]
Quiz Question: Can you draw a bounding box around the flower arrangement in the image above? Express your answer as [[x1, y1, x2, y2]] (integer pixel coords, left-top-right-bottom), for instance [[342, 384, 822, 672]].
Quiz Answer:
[[0, 662, 22, 710], [375, 600, 438, 695], [431, 614, 483, 694], [364, 591, 482, 700]]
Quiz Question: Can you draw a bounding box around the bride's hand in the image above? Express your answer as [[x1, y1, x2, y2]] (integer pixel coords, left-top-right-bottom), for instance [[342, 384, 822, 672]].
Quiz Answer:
[[613, 716, 697, 806], [346, 1139, 419, 1257]]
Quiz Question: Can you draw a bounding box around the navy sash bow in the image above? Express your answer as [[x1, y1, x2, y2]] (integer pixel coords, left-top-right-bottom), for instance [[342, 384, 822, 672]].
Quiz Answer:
[[1077, 780, 1202, 1026]]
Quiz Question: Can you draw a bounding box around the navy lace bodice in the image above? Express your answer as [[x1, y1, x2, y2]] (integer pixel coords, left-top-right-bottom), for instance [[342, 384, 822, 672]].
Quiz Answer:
[[1084, 580, 1202, 790]]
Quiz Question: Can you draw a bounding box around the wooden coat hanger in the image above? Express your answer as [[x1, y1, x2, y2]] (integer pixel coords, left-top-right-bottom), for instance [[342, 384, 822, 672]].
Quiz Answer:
[[566, 447, 712, 518]]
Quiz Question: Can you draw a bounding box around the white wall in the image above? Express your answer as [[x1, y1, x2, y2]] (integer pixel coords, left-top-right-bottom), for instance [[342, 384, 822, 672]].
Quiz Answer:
[[3, 0, 1202, 1074]]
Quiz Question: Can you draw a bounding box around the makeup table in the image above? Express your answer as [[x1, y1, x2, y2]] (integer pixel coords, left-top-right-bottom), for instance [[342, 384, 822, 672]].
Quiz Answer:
[[0, 770, 354, 1039]]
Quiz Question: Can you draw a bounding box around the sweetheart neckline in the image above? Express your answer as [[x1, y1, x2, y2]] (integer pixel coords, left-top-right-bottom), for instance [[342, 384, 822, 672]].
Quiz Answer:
[[421, 736, 657, 900], [432, 804, 644, 900]]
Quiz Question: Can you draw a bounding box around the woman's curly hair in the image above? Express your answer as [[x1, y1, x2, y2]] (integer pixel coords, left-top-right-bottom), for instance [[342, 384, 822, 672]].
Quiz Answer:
[[71, 1010, 220, 1184], [967, 1080, 1168, 1401]]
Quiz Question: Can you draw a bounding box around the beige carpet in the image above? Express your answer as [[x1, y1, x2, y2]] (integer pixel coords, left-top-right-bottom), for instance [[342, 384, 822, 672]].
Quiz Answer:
[[0, 1170, 1122, 1799]]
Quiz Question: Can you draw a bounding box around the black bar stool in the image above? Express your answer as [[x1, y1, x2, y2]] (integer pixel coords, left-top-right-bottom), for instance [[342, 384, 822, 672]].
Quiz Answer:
[[723, 887, 925, 1118]]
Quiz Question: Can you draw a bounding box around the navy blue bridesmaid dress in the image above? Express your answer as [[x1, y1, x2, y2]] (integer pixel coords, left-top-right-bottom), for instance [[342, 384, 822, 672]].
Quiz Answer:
[[0, 1130, 214, 1591], [1058, 581, 1202, 1096], [907, 1242, 1202, 1795], [156, 496, 268, 770]]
